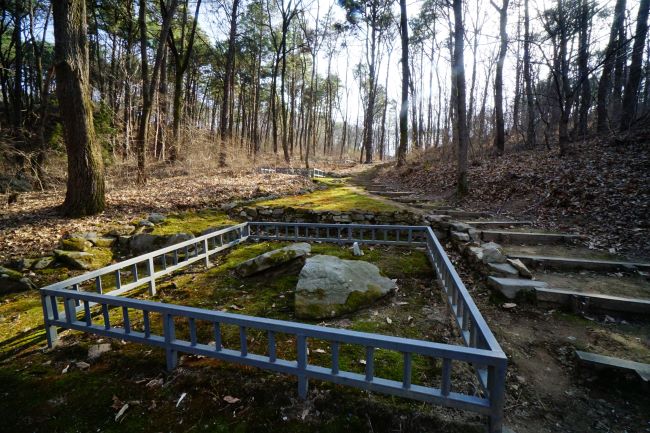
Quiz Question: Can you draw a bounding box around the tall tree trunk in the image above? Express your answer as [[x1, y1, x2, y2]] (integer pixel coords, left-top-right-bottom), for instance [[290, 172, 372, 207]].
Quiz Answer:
[[523, 0, 535, 147], [53, 0, 105, 216], [397, 0, 409, 167], [575, 0, 591, 137], [597, 0, 626, 132], [453, 0, 470, 196], [492, 0, 509, 154], [135, 0, 179, 183], [12, 0, 23, 132], [620, 0, 650, 130]]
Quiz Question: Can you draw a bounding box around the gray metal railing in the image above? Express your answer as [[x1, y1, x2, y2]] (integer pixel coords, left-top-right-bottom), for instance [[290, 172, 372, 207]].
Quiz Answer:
[[258, 167, 325, 178], [39, 222, 506, 432]]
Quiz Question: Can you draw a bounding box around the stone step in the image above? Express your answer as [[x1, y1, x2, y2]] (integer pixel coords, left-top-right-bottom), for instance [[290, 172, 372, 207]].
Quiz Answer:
[[488, 277, 650, 314], [487, 276, 549, 299], [464, 220, 534, 229], [440, 210, 494, 219], [536, 287, 650, 314], [367, 190, 416, 197], [480, 230, 583, 245], [575, 350, 650, 382], [511, 254, 650, 273]]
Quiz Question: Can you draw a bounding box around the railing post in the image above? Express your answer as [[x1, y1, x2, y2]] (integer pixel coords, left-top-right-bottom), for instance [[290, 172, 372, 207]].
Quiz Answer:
[[297, 335, 308, 399], [487, 359, 507, 433], [41, 294, 58, 348], [147, 257, 156, 296], [203, 239, 210, 267], [163, 313, 178, 370]]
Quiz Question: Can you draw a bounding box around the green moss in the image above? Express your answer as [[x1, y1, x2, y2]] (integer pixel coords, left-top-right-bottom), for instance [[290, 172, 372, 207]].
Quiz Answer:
[[0, 265, 23, 280], [59, 237, 93, 252], [255, 184, 401, 213], [150, 209, 238, 236]]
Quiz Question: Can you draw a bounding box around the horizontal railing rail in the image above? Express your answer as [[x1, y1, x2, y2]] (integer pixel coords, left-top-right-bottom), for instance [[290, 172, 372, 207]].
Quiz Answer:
[[39, 223, 249, 306], [258, 167, 326, 178], [40, 221, 506, 432], [41, 287, 505, 416], [248, 222, 427, 246]]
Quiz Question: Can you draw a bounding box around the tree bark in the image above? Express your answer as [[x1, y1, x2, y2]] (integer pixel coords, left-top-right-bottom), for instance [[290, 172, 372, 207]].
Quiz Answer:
[[453, 0, 470, 195], [397, 0, 409, 167], [523, 0, 535, 147], [492, 0, 509, 154], [53, 0, 105, 216], [620, 0, 650, 130]]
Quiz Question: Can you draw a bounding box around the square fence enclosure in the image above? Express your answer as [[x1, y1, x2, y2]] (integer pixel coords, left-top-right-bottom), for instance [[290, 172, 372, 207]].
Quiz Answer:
[[40, 222, 507, 433]]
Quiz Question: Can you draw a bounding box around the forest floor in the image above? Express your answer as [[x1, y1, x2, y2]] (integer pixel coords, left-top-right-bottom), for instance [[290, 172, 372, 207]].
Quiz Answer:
[[0, 171, 314, 262], [0, 161, 648, 432], [374, 136, 650, 259]]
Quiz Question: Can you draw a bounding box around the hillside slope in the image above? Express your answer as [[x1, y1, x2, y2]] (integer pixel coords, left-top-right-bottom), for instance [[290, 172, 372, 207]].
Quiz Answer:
[[375, 137, 650, 258]]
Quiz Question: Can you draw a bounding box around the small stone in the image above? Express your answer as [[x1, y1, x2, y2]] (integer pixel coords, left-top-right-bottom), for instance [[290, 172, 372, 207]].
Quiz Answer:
[[451, 231, 470, 242], [32, 256, 54, 270], [507, 258, 533, 278], [352, 242, 364, 256], [147, 213, 166, 224], [481, 242, 506, 264], [59, 237, 94, 252], [502, 303, 517, 309], [450, 222, 472, 232], [107, 225, 136, 237], [487, 262, 520, 277], [138, 219, 155, 227], [91, 237, 116, 248], [75, 361, 90, 370], [88, 343, 112, 360]]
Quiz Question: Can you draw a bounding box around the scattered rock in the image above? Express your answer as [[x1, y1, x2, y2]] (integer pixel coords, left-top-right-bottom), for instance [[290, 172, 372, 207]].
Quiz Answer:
[[502, 303, 517, 309], [138, 219, 155, 227], [59, 236, 94, 252], [91, 237, 117, 248], [0, 175, 32, 193], [507, 258, 533, 278], [352, 242, 364, 256], [451, 231, 470, 242], [107, 225, 136, 237], [295, 255, 396, 319], [450, 222, 472, 232], [235, 243, 311, 277], [481, 242, 506, 264], [487, 262, 520, 277], [88, 343, 112, 360], [0, 266, 36, 293], [54, 248, 113, 270], [147, 213, 166, 224], [128, 233, 195, 255], [33, 256, 54, 270], [76, 361, 90, 370]]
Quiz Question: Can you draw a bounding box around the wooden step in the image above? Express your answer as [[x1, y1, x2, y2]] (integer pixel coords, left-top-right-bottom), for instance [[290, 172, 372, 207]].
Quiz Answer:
[[481, 230, 583, 245]]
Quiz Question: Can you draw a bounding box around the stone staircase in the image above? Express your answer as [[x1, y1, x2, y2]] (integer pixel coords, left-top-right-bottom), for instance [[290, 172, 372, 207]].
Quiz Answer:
[[353, 176, 650, 316]]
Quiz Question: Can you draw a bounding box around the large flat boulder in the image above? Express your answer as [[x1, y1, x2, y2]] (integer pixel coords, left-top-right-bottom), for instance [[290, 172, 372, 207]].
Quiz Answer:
[[235, 243, 311, 277], [295, 255, 396, 319]]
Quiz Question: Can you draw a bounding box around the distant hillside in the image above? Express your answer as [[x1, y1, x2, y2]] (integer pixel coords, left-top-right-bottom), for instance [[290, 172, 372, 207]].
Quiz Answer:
[[375, 136, 650, 259]]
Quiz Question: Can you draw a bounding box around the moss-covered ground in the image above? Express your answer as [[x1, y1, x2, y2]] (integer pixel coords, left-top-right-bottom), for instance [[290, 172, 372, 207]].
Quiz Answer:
[[0, 240, 486, 433], [254, 183, 402, 213], [150, 209, 238, 236]]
